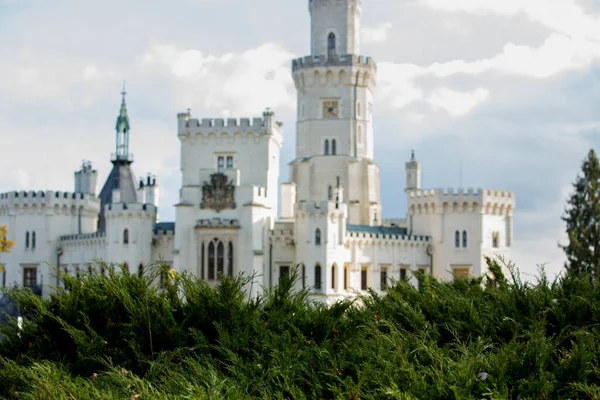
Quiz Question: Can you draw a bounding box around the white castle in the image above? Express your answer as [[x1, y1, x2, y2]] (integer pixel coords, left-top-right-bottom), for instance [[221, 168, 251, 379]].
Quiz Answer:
[[0, 0, 515, 303]]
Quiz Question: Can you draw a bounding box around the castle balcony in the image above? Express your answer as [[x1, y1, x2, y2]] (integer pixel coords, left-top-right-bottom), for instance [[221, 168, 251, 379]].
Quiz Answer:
[[110, 153, 134, 163], [292, 54, 377, 72]]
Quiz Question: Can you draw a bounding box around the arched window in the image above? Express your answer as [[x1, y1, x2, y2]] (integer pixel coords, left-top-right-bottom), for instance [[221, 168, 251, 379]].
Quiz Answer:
[[217, 241, 224, 277], [462, 231, 468, 248], [331, 139, 337, 155], [328, 185, 333, 201], [138, 264, 144, 277], [455, 231, 460, 248], [123, 229, 129, 245], [328, 32, 336, 58], [227, 241, 234, 277], [208, 241, 215, 280], [315, 264, 322, 289], [25, 231, 29, 249], [324, 140, 330, 155], [315, 228, 322, 246], [32, 232, 36, 249]]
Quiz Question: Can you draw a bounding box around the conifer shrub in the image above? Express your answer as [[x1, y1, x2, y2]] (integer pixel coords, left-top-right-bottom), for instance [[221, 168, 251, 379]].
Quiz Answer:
[[1, 258, 600, 399]]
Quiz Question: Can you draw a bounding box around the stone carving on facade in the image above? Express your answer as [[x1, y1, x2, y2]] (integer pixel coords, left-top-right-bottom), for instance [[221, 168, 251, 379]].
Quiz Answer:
[[200, 173, 236, 212]]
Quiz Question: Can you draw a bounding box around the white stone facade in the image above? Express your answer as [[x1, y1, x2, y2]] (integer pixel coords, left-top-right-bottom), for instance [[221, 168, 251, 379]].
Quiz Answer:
[[0, 0, 515, 303]]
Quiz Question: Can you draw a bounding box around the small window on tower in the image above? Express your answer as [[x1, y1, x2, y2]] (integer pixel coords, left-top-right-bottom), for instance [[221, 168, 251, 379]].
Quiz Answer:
[[328, 32, 336, 58], [226, 156, 233, 169], [332, 139, 337, 155], [217, 157, 224, 173]]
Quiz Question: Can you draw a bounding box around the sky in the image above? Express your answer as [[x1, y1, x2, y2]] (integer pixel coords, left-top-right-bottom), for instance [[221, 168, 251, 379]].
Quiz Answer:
[[2, 0, 600, 282]]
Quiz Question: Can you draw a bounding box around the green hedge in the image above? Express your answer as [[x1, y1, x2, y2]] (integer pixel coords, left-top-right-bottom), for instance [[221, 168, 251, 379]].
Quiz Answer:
[[1, 258, 600, 399]]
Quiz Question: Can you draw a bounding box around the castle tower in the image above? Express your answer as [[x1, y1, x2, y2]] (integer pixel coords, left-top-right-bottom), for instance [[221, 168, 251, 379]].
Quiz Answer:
[[289, 0, 380, 226], [97, 85, 139, 231], [74, 160, 98, 196], [405, 150, 422, 191]]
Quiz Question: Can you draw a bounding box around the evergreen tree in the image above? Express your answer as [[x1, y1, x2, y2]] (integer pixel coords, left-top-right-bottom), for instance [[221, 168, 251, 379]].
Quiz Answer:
[[561, 149, 600, 276]]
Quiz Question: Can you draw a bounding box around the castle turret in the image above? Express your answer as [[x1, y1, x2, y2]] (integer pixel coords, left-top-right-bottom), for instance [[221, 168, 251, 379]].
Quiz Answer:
[[309, 0, 361, 56], [74, 161, 98, 196], [405, 150, 422, 191], [97, 85, 139, 232]]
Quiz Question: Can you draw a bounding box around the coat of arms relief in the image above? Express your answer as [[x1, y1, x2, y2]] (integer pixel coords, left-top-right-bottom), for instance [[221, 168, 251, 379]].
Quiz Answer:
[[200, 173, 236, 212]]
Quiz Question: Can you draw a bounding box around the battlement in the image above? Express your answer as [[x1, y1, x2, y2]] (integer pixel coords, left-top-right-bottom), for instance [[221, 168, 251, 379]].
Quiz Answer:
[[295, 199, 348, 216], [195, 218, 241, 229], [60, 231, 106, 243], [104, 202, 157, 218], [0, 190, 101, 213], [292, 54, 376, 72], [178, 109, 283, 139], [346, 230, 430, 244], [407, 188, 515, 216], [138, 174, 157, 188]]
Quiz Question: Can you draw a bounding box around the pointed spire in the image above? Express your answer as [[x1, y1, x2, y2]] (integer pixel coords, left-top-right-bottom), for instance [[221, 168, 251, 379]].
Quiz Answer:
[[113, 82, 132, 163], [116, 81, 130, 134]]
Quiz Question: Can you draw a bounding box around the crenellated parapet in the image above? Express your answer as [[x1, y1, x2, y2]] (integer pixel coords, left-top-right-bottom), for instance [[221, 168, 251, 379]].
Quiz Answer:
[[344, 230, 430, 250], [177, 109, 283, 142], [294, 199, 348, 220], [309, 0, 360, 10], [292, 54, 377, 90], [0, 190, 101, 216], [407, 188, 515, 216], [104, 203, 157, 220]]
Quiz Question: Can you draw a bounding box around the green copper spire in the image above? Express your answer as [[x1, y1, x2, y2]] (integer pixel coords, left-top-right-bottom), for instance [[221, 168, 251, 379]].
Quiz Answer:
[[114, 82, 132, 162]]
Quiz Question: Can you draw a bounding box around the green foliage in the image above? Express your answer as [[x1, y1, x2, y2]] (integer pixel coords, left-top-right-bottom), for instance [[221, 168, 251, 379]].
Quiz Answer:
[[562, 148, 600, 276], [2, 260, 600, 399]]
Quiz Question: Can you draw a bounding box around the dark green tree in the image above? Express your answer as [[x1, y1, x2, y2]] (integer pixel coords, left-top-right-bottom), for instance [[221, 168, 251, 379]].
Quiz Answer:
[[561, 149, 600, 276]]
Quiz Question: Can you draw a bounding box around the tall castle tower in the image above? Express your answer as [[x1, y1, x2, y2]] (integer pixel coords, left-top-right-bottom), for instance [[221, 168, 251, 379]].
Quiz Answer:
[[289, 0, 381, 226], [97, 86, 139, 231]]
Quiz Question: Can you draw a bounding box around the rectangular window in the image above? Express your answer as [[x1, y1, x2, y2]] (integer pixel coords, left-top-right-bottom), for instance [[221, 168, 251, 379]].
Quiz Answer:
[[360, 268, 368, 291], [453, 266, 471, 281], [400, 268, 407, 281], [23, 267, 37, 287], [279, 265, 290, 281], [226, 156, 233, 169], [418, 267, 427, 275], [217, 156, 224, 173], [315, 265, 322, 290], [380, 268, 388, 291]]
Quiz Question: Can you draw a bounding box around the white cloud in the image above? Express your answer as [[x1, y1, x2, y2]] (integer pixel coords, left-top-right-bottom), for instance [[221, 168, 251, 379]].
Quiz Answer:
[[139, 43, 296, 115], [427, 87, 490, 116], [362, 22, 393, 44]]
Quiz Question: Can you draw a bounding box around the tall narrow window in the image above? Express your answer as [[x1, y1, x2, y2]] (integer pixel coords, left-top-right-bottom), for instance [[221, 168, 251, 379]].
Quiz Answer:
[[380, 267, 388, 291], [208, 241, 215, 280], [332, 139, 337, 155], [217, 156, 224, 173], [227, 241, 233, 277], [280, 265, 290, 281], [492, 232, 499, 248], [201, 242, 205, 280], [462, 231, 468, 248], [328, 185, 333, 201], [324, 140, 330, 155], [400, 268, 407, 281], [25, 231, 29, 249], [217, 241, 224, 277], [331, 264, 337, 289], [138, 264, 144, 277], [315, 264, 322, 290], [302, 264, 306, 289], [455, 231, 460, 248], [328, 32, 336, 58], [23, 267, 37, 287], [123, 229, 129, 245], [361, 268, 368, 291], [315, 228, 322, 246], [31, 232, 36, 249], [226, 156, 233, 169]]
